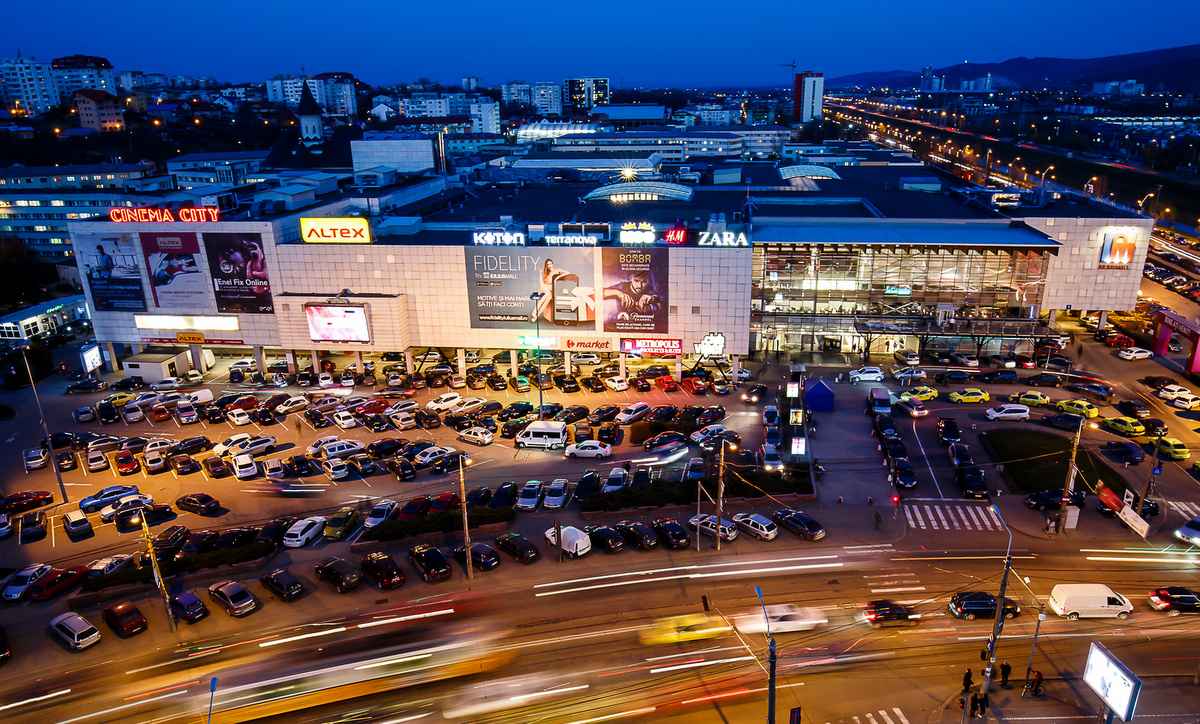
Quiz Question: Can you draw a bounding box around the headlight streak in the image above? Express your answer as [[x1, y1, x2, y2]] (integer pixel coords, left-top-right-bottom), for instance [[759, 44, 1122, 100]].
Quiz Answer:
[[0, 689, 72, 713], [535, 562, 844, 597], [649, 655, 756, 674], [258, 626, 348, 648], [53, 690, 185, 724]]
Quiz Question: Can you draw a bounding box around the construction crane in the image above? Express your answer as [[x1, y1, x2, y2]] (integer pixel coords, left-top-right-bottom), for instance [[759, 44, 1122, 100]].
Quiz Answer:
[[779, 60, 798, 74]]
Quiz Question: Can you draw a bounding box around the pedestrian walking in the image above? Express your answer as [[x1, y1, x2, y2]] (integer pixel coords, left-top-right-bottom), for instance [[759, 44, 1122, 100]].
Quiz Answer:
[[294, 419, 302, 437], [962, 668, 974, 691], [623, 460, 631, 473], [874, 509, 883, 530], [969, 693, 980, 718], [979, 691, 989, 717], [1000, 661, 1012, 688]]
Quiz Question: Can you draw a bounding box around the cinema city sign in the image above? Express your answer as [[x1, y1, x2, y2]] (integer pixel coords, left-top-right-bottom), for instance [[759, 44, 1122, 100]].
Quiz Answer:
[[109, 207, 219, 223]]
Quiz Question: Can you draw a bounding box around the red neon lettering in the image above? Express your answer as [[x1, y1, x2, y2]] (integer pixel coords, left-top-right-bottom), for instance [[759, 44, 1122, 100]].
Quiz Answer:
[[663, 229, 687, 244], [109, 206, 217, 223]]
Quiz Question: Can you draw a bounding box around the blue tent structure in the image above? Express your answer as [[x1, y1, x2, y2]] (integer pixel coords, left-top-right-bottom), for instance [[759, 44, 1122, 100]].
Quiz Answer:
[[805, 377, 835, 412]]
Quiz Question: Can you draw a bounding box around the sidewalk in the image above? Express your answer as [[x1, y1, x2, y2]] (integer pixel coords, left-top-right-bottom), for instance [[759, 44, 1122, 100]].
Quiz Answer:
[[932, 675, 1200, 722]]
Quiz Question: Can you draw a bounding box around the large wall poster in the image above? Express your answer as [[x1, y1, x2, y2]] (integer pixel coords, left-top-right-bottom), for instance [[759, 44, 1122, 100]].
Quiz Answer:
[[203, 232, 274, 314], [80, 232, 146, 312], [601, 247, 668, 333], [140, 232, 207, 309], [465, 247, 596, 330]]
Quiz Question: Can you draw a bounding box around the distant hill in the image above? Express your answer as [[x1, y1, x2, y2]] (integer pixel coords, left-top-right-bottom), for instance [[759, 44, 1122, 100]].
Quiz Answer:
[[827, 44, 1200, 91]]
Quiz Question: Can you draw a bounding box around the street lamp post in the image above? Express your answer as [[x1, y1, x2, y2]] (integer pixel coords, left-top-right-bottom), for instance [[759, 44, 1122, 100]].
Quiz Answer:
[[755, 586, 778, 724], [982, 504, 1013, 696], [458, 459, 473, 582], [19, 343, 68, 505], [1039, 165, 1054, 185], [530, 292, 546, 418], [716, 440, 735, 552]]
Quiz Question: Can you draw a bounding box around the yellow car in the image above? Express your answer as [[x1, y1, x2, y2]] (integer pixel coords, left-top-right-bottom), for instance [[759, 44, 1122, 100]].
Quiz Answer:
[[322, 507, 359, 541], [948, 388, 990, 404], [1103, 417, 1145, 437], [900, 385, 939, 402], [639, 614, 732, 645], [1157, 437, 1190, 461], [102, 392, 136, 407], [1011, 391, 1051, 407], [1055, 399, 1098, 418]]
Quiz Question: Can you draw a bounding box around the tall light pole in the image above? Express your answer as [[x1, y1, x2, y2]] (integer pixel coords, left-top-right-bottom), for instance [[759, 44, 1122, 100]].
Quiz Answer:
[[716, 440, 736, 552], [458, 459, 473, 582], [530, 292, 546, 419], [1039, 165, 1054, 185], [19, 343, 68, 505], [755, 586, 778, 724], [982, 504, 1013, 696]]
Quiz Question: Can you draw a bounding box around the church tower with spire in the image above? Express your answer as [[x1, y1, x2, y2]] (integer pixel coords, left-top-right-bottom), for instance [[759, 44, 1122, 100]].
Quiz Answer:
[[296, 81, 324, 145]]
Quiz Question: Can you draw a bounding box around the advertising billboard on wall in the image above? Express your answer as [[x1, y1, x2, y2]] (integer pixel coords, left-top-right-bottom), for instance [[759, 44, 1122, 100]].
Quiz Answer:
[[140, 232, 207, 309], [79, 232, 147, 312], [305, 305, 371, 343], [203, 232, 274, 314], [464, 247, 596, 330], [602, 247, 668, 333]]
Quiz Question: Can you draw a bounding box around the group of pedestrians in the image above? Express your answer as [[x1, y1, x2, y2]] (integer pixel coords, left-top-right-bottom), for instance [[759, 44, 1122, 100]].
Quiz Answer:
[[959, 662, 1015, 719]]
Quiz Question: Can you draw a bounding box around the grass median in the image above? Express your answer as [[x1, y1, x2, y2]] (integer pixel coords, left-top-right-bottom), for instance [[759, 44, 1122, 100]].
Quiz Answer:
[[985, 428, 1127, 495]]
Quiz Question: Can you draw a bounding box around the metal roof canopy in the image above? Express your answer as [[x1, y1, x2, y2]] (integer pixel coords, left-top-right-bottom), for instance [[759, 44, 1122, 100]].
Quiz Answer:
[[753, 221, 1058, 248], [583, 182, 695, 202]]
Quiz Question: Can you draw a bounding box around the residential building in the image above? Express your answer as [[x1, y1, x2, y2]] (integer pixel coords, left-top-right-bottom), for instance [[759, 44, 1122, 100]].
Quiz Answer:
[[707, 125, 792, 158], [468, 100, 500, 134], [72, 90, 125, 132], [688, 104, 739, 126], [1, 56, 58, 115], [166, 151, 271, 188], [443, 133, 504, 154], [51, 55, 117, 102], [462, 75, 482, 91], [403, 96, 450, 117], [314, 72, 358, 115], [532, 81, 562, 116], [266, 75, 327, 110], [502, 81, 531, 106], [564, 77, 609, 111], [794, 71, 823, 123]]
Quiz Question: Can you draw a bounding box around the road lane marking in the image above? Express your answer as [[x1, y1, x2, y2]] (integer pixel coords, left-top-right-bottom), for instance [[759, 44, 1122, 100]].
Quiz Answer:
[[870, 586, 926, 593]]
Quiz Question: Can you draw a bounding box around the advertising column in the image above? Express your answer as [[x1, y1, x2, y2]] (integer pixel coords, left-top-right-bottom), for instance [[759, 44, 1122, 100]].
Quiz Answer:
[[203, 232, 274, 314]]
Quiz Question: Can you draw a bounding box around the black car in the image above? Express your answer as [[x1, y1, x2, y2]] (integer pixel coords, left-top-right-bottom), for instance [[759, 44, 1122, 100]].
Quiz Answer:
[[575, 469, 600, 502], [696, 406, 727, 426], [1105, 441, 1146, 463], [487, 374, 508, 391], [976, 369, 1019, 384], [56, 450, 78, 471], [531, 374, 554, 390], [1143, 418, 1169, 436], [255, 516, 298, 545], [111, 376, 146, 391], [284, 455, 315, 476], [742, 384, 769, 403], [115, 503, 173, 531], [881, 435, 908, 462], [630, 378, 651, 392], [948, 443, 973, 468], [367, 438, 406, 458], [499, 401, 535, 421], [474, 414, 498, 433], [214, 527, 259, 549], [175, 531, 218, 561], [176, 493, 220, 515], [415, 409, 441, 429], [892, 459, 918, 488], [41, 431, 77, 450], [1149, 586, 1200, 616], [260, 567, 304, 600], [1025, 373, 1063, 388], [400, 440, 436, 460], [637, 365, 670, 379], [700, 430, 742, 453], [465, 486, 492, 508], [580, 377, 605, 392], [648, 404, 678, 422], [651, 517, 691, 549], [477, 400, 504, 416], [96, 401, 120, 424], [1143, 376, 1178, 390], [554, 375, 581, 393], [489, 482, 518, 508], [874, 414, 898, 437], [936, 418, 961, 445], [385, 456, 417, 480], [433, 451, 471, 473], [204, 405, 227, 423], [1042, 412, 1085, 431], [644, 431, 687, 452], [169, 592, 210, 622], [584, 525, 625, 553], [556, 405, 590, 424], [862, 599, 919, 628], [956, 466, 988, 499], [251, 408, 277, 426], [949, 592, 1021, 620], [588, 405, 620, 424], [305, 408, 332, 428], [364, 414, 390, 432], [772, 508, 826, 540], [443, 413, 476, 432], [494, 532, 542, 563], [614, 520, 658, 550], [536, 403, 564, 420], [359, 552, 405, 589], [454, 543, 502, 571], [408, 544, 452, 583], [935, 370, 973, 385], [1023, 488, 1084, 510], [68, 378, 107, 394], [1096, 498, 1160, 519], [630, 467, 652, 487], [1117, 399, 1150, 419], [596, 422, 620, 445], [315, 557, 362, 593], [153, 525, 191, 556]]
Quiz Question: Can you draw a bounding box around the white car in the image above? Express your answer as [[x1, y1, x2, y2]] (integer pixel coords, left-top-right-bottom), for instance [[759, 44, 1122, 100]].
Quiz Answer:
[[849, 367, 885, 383], [231, 435, 276, 457], [50, 612, 102, 650], [227, 454, 256, 479], [737, 368, 751, 381], [891, 367, 927, 382], [309, 395, 344, 412], [23, 448, 49, 471], [690, 424, 729, 443], [464, 350, 481, 363], [85, 448, 110, 472], [384, 400, 419, 416], [86, 554, 133, 578], [897, 397, 928, 418], [363, 499, 397, 529], [264, 457, 286, 480], [122, 405, 145, 423], [143, 438, 174, 456], [183, 369, 204, 384], [283, 516, 327, 547], [1118, 347, 1153, 361], [543, 479, 573, 509], [214, 433, 253, 457], [227, 408, 253, 426], [390, 412, 417, 430], [458, 427, 494, 446], [414, 446, 454, 467], [449, 396, 487, 415], [760, 444, 783, 471], [144, 450, 168, 472], [688, 514, 739, 541], [1174, 393, 1200, 410], [306, 435, 342, 456], [321, 458, 349, 480], [515, 481, 544, 512], [572, 353, 602, 365], [732, 604, 828, 635], [602, 468, 627, 493], [604, 376, 629, 391], [448, 375, 467, 389], [230, 358, 257, 372], [333, 411, 358, 429], [275, 396, 309, 414], [732, 512, 780, 541], [99, 494, 153, 522], [565, 440, 611, 459], [387, 373, 405, 386], [318, 372, 335, 388], [128, 392, 162, 409], [985, 404, 1031, 421], [1158, 384, 1191, 401], [0, 514, 10, 538], [150, 377, 182, 391], [950, 353, 980, 367], [414, 350, 444, 362], [615, 402, 650, 424], [2, 563, 52, 600], [426, 392, 464, 413]]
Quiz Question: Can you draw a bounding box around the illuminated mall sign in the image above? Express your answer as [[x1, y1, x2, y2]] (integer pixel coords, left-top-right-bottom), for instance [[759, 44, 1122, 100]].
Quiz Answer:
[[473, 230, 526, 246], [518, 335, 557, 347], [564, 337, 614, 352], [109, 207, 219, 223], [663, 229, 688, 245], [544, 234, 598, 246], [300, 217, 371, 243], [1099, 228, 1138, 270], [697, 231, 749, 247], [693, 332, 726, 357], [619, 222, 656, 245], [884, 284, 913, 296], [621, 338, 682, 355]]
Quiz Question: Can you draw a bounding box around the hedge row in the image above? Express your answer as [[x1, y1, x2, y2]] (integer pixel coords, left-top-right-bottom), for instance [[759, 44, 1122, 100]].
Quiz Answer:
[[580, 470, 802, 513], [82, 542, 276, 592], [360, 506, 516, 542]]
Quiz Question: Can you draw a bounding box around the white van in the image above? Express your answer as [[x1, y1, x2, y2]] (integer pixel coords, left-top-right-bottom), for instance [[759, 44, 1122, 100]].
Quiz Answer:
[[545, 525, 591, 558], [186, 388, 214, 404], [516, 421, 569, 450], [1048, 583, 1133, 620]]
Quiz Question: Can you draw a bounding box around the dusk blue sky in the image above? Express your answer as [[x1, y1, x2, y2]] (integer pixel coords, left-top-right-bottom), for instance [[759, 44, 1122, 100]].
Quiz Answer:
[[10, 0, 1199, 87]]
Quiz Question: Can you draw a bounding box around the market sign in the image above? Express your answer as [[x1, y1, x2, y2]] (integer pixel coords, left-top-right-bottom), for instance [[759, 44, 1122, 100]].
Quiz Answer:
[[109, 207, 219, 223], [621, 338, 682, 355], [564, 337, 614, 351], [300, 217, 371, 243]]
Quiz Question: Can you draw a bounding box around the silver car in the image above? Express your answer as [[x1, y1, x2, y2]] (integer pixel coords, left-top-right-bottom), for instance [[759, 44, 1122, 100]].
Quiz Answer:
[[208, 580, 259, 616]]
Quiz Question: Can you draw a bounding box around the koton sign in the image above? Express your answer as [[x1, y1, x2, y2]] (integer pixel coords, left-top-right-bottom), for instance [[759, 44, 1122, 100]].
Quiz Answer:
[[300, 217, 371, 243], [564, 337, 614, 352], [621, 338, 682, 355]]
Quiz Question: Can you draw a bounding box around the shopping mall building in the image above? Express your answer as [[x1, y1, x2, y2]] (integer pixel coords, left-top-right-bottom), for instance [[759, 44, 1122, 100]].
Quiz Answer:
[[66, 153, 1152, 378]]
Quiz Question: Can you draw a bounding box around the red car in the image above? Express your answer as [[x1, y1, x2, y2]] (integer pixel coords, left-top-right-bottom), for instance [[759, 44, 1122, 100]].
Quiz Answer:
[[26, 566, 88, 601], [355, 399, 388, 416], [396, 495, 433, 520], [115, 450, 140, 475], [150, 404, 171, 421], [202, 457, 231, 477], [224, 395, 260, 412], [1103, 334, 1133, 349], [261, 394, 292, 411], [655, 375, 680, 392], [430, 492, 461, 513], [0, 490, 53, 514], [680, 378, 708, 394]]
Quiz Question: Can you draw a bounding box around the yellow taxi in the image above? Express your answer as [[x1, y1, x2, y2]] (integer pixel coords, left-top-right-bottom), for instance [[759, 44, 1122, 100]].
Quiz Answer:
[[948, 388, 990, 404], [900, 385, 939, 402], [1157, 437, 1190, 461], [639, 614, 732, 645], [1103, 417, 1145, 437], [1010, 391, 1052, 407], [102, 392, 136, 407], [1055, 399, 1098, 419]]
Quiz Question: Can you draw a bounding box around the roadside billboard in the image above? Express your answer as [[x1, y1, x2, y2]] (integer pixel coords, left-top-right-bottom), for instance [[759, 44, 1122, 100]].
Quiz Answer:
[[464, 247, 595, 330], [140, 232, 207, 309], [79, 232, 146, 312], [203, 232, 274, 314], [601, 247, 668, 333]]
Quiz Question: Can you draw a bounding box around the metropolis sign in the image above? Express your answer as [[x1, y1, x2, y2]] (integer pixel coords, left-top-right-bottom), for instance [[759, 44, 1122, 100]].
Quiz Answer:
[[621, 338, 682, 355]]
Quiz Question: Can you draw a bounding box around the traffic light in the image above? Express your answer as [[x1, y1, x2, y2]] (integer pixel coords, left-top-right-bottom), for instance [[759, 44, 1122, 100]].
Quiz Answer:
[[701, 594, 710, 612], [892, 495, 900, 506], [958, 698, 965, 710], [789, 706, 802, 724]]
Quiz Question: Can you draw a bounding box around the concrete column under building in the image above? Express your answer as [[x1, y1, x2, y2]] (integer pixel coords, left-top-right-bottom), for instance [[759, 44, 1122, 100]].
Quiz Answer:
[[619, 353, 627, 379], [252, 346, 266, 375], [510, 350, 519, 379], [1098, 310, 1109, 331], [104, 342, 118, 372], [188, 344, 207, 373], [310, 350, 320, 372], [456, 348, 466, 375], [285, 350, 297, 374], [563, 351, 572, 373], [674, 354, 683, 380], [132, 343, 143, 354], [731, 355, 740, 385], [354, 350, 363, 371], [404, 350, 415, 375]]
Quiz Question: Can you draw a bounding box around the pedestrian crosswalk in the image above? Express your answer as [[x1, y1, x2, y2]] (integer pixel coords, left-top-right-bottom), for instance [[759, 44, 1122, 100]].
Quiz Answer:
[[1168, 501, 1200, 519], [824, 707, 912, 724], [903, 502, 1003, 531]]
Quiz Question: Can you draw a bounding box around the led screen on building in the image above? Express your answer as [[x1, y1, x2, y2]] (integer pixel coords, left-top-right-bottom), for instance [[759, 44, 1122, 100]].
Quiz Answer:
[[305, 305, 370, 343], [464, 247, 596, 330]]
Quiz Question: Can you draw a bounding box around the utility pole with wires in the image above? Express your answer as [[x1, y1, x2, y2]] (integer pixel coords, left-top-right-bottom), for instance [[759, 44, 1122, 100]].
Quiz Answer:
[[1138, 432, 1164, 519], [1055, 419, 1084, 534]]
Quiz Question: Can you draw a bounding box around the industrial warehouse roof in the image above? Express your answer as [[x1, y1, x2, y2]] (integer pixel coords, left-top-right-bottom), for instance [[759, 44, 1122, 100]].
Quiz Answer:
[[752, 220, 1058, 248]]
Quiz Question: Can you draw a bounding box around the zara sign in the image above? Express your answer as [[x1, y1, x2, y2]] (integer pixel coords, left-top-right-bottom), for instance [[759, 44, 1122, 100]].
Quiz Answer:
[[697, 231, 749, 247]]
